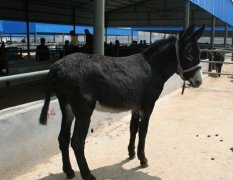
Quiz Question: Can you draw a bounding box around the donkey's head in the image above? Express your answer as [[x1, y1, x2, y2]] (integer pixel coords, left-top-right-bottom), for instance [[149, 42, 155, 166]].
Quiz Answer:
[[176, 24, 205, 87]]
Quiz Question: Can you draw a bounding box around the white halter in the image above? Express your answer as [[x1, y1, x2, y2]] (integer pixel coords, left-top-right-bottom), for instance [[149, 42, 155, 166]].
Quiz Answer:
[[175, 40, 201, 80]]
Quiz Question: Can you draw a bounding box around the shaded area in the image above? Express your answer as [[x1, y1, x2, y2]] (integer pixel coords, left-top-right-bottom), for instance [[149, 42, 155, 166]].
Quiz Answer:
[[0, 80, 46, 109], [39, 159, 161, 180]]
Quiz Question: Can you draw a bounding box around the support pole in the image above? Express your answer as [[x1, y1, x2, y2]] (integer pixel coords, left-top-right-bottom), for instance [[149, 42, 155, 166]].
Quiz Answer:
[[209, 16, 215, 71], [232, 27, 233, 61], [26, 22, 30, 58], [224, 23, 228, 47], [210, 16, 215, 49], [232, 28, 233, 47], [34, 33, 36, 43], [94, 0, 105, 55], [105, 28, 107, 43], [72, 8, 76, 32], [131, 30, 133, 43], [25, 0, 30, 59], [184, 0, 190, 30], [150, 32, 152, 44]]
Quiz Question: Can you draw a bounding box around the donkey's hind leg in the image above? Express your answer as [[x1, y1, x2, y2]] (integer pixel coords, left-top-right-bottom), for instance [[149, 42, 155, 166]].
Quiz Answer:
[[70, 96, 96, 180], [216, 64, 222, 77], [128, 111, 140, 159], [57, 96, 75, 179]]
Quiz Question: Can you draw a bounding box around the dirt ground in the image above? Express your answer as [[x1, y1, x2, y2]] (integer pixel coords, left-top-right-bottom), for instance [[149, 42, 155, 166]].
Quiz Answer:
[[13, 62, 233, 180]]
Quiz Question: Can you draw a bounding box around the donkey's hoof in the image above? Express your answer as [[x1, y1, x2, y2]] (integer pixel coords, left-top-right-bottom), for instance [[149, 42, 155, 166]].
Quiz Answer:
[[140, 162, 148, 168], [140, 160, 148, 168], [129, 155, 135, 160], [66, 170, 75, 179]]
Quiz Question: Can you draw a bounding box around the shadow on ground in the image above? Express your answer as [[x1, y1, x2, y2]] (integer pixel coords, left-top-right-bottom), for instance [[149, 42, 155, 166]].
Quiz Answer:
[[39, 159, 161, 180]]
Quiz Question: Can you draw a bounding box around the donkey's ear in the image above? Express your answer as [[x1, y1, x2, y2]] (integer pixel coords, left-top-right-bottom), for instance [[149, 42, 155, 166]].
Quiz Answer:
[[191, 24, 206, 42], [179, 23, 195, 43]]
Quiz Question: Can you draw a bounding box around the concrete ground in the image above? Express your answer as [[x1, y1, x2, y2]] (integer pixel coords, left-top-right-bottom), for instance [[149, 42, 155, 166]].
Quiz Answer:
[[14, 64, 233, 180]]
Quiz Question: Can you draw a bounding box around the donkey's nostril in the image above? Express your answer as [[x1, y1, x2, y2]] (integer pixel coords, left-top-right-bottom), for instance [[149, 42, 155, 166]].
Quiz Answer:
[[195, 80, 202, 87]]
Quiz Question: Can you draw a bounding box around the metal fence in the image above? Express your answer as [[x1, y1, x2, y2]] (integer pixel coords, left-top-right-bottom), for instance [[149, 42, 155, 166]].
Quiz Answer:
[[1, 48, 233, 86], [200, 48, 233, 76]]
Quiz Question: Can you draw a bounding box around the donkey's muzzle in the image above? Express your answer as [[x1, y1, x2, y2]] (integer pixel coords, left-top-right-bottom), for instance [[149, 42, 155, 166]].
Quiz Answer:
[[188, 69, 203, 88]]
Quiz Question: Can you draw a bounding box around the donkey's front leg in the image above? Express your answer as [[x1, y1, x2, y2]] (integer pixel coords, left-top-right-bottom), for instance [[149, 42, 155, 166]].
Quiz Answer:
[[137, 117, 149, 167], [137, 108, 153, 168], [128, 111, 140, 159]]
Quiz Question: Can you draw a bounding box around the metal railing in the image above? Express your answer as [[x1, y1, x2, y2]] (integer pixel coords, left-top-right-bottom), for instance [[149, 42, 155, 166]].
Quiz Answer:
[[0, 70, 49, 84], [201, 48, 233, 76], [202, 72, 233, 76], [1, 48, 233, 85], [201, 60, 233, 65]]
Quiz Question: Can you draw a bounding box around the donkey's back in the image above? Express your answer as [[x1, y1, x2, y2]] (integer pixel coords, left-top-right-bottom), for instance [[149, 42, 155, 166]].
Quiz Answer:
[[48, 53, 151, 111]]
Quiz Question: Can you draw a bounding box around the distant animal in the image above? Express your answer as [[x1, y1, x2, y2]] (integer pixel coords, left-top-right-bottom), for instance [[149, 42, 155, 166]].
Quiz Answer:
[[200, 49, 225, 77], [213, 51, 225, 77], [39, 24, 205, 180]]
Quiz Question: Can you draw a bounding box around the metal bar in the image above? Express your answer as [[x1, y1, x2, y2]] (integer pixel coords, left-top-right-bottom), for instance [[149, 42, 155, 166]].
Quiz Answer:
[[200, 49, 233, 53], [232, 29, 233, 61], [25, 0, 30, 59], [0, 70, 49, 83], [184, 0, 190, 30], [105, 27, 107, 43], [224, 23, 228, 47], [131, 30, 133, 43], [150, 32, 152, 44], [210, 16, 215, 49], [34, 32, 36, 43], [72, 8, 76, 32], [232, 28, 233, 46], [203, 72, 233, 76], [201, 60, 233, 65], [225, 54, 233, 57]]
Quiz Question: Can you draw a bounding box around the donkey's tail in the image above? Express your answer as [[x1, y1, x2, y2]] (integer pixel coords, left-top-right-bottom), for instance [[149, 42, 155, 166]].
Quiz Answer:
[[39, 72, 53, 125]]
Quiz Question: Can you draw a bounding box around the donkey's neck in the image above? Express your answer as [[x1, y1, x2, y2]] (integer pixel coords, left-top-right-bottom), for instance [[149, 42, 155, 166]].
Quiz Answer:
[[142, 37, 178, 83]]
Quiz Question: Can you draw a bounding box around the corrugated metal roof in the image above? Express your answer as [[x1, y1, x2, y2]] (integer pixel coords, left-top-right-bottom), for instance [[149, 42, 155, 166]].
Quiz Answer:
[[0, 0, 232, 31], [190, 0, 233, 26]]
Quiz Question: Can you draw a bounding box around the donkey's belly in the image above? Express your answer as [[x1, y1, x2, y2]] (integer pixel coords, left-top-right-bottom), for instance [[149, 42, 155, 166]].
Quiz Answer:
[[95, 101, 132, 113]]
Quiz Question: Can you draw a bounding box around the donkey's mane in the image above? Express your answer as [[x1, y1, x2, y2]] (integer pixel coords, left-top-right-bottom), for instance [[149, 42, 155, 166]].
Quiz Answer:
[[142, 36, 176, 56]]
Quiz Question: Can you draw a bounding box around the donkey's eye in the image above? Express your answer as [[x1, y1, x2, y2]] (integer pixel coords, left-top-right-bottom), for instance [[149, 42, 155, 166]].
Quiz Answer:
[[184, 54, 193, 61]]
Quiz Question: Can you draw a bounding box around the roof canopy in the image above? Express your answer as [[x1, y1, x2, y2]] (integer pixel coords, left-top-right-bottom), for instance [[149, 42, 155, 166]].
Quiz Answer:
[[0, 0, 232, 28], [0, 0, 232, 38], [190, 0, 233, 27]]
